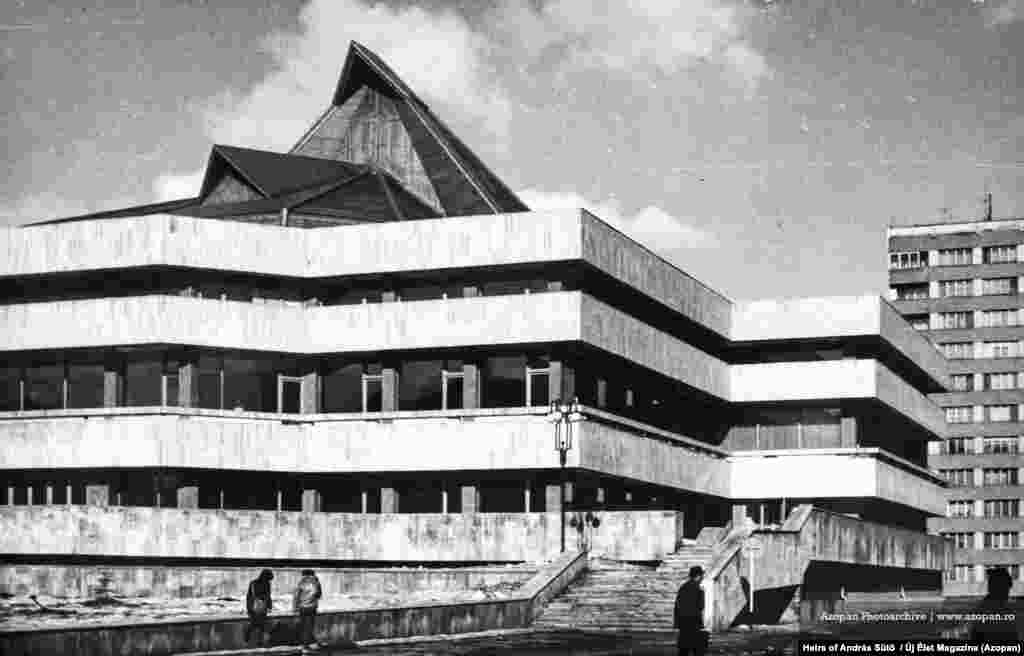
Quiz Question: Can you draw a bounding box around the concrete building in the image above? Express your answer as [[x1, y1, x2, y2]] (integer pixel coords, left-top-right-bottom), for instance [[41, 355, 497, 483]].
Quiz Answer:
[[889, 216, 1024, 596], [0, 43, 951, 620]]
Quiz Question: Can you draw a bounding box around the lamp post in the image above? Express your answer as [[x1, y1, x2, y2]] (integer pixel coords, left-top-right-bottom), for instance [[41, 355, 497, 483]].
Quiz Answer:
[[547, 397, 583, 553]]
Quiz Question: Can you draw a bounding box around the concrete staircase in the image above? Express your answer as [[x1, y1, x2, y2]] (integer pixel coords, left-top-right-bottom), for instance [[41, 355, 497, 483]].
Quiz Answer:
[[532, 542, 716, 632]]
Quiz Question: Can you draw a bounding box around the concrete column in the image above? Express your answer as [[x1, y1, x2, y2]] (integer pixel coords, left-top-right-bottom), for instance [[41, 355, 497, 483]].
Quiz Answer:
[[26, 486, 33, 506], [65, 484, 72, 506], [360, 489, 369, 514], [85, 484, 109, 507], [840, 415, 857, 448], [301, 489, 322, 513], [276, 490, 283, 512], [441, 488, 449, 514], [463, 363, 481, 409], [178, 361, 197, 408], [381, 487, 398, 513], [381, 368, 398, 412], [102, 362, 120, 407], [461, 485, 479, 514], [524, 484, 532, 512], [5, 486, 12, 506], [549, 361, 563, 402], [45, 485, 54, 505], [177, 486, 199, 509], [596, 486, 606, 506], [546, 484, 562, 513], [301, 371, 319, 414]]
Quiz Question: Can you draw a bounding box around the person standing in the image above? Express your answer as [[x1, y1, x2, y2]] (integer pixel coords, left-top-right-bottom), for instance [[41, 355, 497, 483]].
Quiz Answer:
[[970, 567, 1020, 642], [244, 569, 274, 646], [674, 565, 708, 656], [294, 569, 323, 651]]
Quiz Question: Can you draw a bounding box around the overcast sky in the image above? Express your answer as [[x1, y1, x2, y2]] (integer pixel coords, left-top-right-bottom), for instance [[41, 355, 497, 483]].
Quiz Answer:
[[2, 0, 1022, 300]]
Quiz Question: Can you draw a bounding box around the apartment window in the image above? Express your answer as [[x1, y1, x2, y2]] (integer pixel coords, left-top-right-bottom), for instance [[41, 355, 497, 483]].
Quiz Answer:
[[943, 532, 973, 549], [984, 245, 1017, 264], [939, 279, 973, 298], [950, 374, 974, 391], [945, 406, 974, 423], [890, 250, 928, 270], [948, 500, 974, 518], [942, 469, 974, 486], [986, 341, 1019, 359], [985, 373, 1018, 390], [982, 278, 1018, 296], [23, 361, 65, 411], [907, 314, 930, 330], [984, 499, 1020, 518], [526, 365, 551, 407], [1000, 565, 1022, 580], [441, 368, 465, 410], [984, 437, 1019, 455], [936, 311, 973, 330], [983, 532, 1019, 549], [894, 284, 929, 300], [399, 359, 444, 411], [320, 361, 365, 413], [941, 343, 974, 360], [938, 248, 974, 266], [66, 360, 105, 409], [987, 405, 1017, 423], [362, 373, 384, 412], [983, 468, 1019, 486], [949, 564, 975, 582], [980, 310, 1019, 328], [482, 355, 527, 408], [946, 437, 973, 455]]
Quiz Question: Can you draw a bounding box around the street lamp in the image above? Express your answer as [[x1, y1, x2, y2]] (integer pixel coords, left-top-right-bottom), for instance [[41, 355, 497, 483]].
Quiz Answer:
[[547, 397, 583, 553]]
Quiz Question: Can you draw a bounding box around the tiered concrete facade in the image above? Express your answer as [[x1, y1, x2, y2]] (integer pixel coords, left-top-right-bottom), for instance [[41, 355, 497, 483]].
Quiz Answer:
[[889, 218, 1024, 595]]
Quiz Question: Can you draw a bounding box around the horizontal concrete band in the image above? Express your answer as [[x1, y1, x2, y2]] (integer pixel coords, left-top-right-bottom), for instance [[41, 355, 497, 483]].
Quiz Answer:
[[0, 507, 676, 561], [0, 411, 733, 498], [729, 449, 946, 515], [0, 291, 731, 401], [0, 211, 732, 338]]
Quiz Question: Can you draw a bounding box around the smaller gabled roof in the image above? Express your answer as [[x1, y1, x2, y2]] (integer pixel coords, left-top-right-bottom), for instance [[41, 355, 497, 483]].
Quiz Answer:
[[200, 145, 365, 199]]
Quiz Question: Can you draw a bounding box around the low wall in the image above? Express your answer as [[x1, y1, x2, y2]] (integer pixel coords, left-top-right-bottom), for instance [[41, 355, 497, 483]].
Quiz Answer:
[[0, 563, 537, 599], [0, 506, 680, 563], [0, 551, 588, 656]]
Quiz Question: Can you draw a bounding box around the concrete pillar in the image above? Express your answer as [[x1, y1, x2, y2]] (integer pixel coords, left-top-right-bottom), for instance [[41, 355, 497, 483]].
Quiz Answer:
[[103, 362, 120, 407], [381, 368, 398, 412], [840, 415, 857, 448], [461, 485, 479, 514], [301, 489, 322, 513], [85, 484, 109, 507], [26, 486, 33, 506], [178, 361, 197, 408], [65, 484, 72, 506], [463, 363, 481, 409], [549, 361, 563, 403], [546, 484, 562, 513], [596, 486, 606, 506], [301, 371, 319, 414], [5, 486, 12, 506], [381, 487, 398, 513], [441, 488, 449, 514], [524, 484, 532, 512], [276, 489, 283, 512], [361, 489, 368, 514], [45, 485, 54, 505], [177, 486, 199, 509]]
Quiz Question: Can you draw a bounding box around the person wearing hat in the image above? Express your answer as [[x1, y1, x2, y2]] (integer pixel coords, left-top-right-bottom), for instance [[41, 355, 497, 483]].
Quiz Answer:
[[674, 565, 708, 656], [245, 569, 275, 646]]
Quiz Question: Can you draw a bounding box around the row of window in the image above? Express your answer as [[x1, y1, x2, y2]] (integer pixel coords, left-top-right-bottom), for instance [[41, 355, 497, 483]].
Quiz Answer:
[[891, 246, 1019, 270], [948, 564, 1021, 582], [893, 278, 1019, 300], [947, 498, 1021, 517], [940, 468, 1019, 487], [942, 532, 1022, 549], [949, 373, 1023, 391], [945, 405, 1021, 424], [938, 341, 1024, 360], [931, 309, 1022, 330], [939, 436, 1021, 455]]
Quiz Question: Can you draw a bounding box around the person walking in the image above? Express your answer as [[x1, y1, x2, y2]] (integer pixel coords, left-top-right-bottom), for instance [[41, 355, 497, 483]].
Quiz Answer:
[[970, 567, 1020, 642], [674, 565, 708, 656], [244, 569, 274, 646], [294, 568, 323, 652]]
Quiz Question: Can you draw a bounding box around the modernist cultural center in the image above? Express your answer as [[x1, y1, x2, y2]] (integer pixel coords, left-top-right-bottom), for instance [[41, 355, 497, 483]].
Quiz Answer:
[[0, 43, 953, 623]]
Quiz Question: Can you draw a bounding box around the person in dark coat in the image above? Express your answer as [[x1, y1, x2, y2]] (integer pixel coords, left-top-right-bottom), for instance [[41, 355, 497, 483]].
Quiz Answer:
[[970, 567, 1019, 642], [674, 565, 708, 656], [294, 569, 323, 651], [245, 569, 274, 646]]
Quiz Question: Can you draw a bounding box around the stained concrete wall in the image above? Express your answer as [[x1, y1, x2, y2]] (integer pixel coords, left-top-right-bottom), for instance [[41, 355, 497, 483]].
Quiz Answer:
[[0, 563, 536, 599], [0, 507, 680, 562]]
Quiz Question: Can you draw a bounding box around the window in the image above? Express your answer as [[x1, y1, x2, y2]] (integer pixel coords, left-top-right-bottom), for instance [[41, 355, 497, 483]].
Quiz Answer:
[[949, 565, 975, 582], [939, 279, 972, 297], [526, 365, 551, 407], [984, 499, 1020, 518], [482, 355, 526, 408], [986, 341, 1019, 359], [441, 368, 465, 410], [941, 343, 974, 360], [985, 373, 1018, 390], [890, 250, 928, 270], [197, 355, 223, 409], [946, 437, 973, 455], [1001, 565, 1022, 580], [66, 360, 104, 409], [362, 372, 384, 412], [950, 374, 974, 391], [982, 278, 1017, 296], [984, 437, 1019, 455], [0, 365, 22, 411], [894, 284, 929, 300], [983, 532, 1019, 549], [983, 468, 1019, 486], [222, 356, 275, 412], [23, 360, 65, 410], [906, 314, 930, 330], [948, 500, 974, 518], [980, 310, 1019, 328], [278, 376, 302, 414], [945, 406, 974, 423], [987, 405, 1016, 423], [321, 361, 364, 413], [984, 245, 1017, 264], [936, 312, 973, 330], [943, 532, 973, 549], [942, 469, 974, 486], [938, 248, 974, 266], [398, 359, 444, 411], [163, 359, 179, 406]]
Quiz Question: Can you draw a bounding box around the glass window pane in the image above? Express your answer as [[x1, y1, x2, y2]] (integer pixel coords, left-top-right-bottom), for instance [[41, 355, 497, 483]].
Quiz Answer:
[[0, 365, 21, 411], [483, 355, 525, 408], [529, 371, 550, 406], [399, 360, 442, 411], [124, 357, 163, 406], [67, 361, 105, 409], [197, 356, 222, 409], [364, 377, 382, 412], [223, 356, 276, 412], [24, 361, 64, 410], [445, 375, 464, 410], [322, 362, 362, 413], [280, 379, 302, 413]]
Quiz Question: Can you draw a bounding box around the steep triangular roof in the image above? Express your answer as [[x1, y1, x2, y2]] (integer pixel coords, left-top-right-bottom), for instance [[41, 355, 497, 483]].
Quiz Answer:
[[291, 41, 529, 217], [200, 145, 365, 199]]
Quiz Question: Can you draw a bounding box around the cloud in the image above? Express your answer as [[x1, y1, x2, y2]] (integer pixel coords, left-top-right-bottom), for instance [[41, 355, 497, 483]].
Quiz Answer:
[[0, 191, 141, 226], [518, 188, 718, 254], [153, 171, 205, 203], [982, 0, 1024, 27]]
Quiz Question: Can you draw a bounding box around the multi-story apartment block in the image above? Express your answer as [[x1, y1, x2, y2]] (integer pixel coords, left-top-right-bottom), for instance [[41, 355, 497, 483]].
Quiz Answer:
[[889, 217, 1024, 595]]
